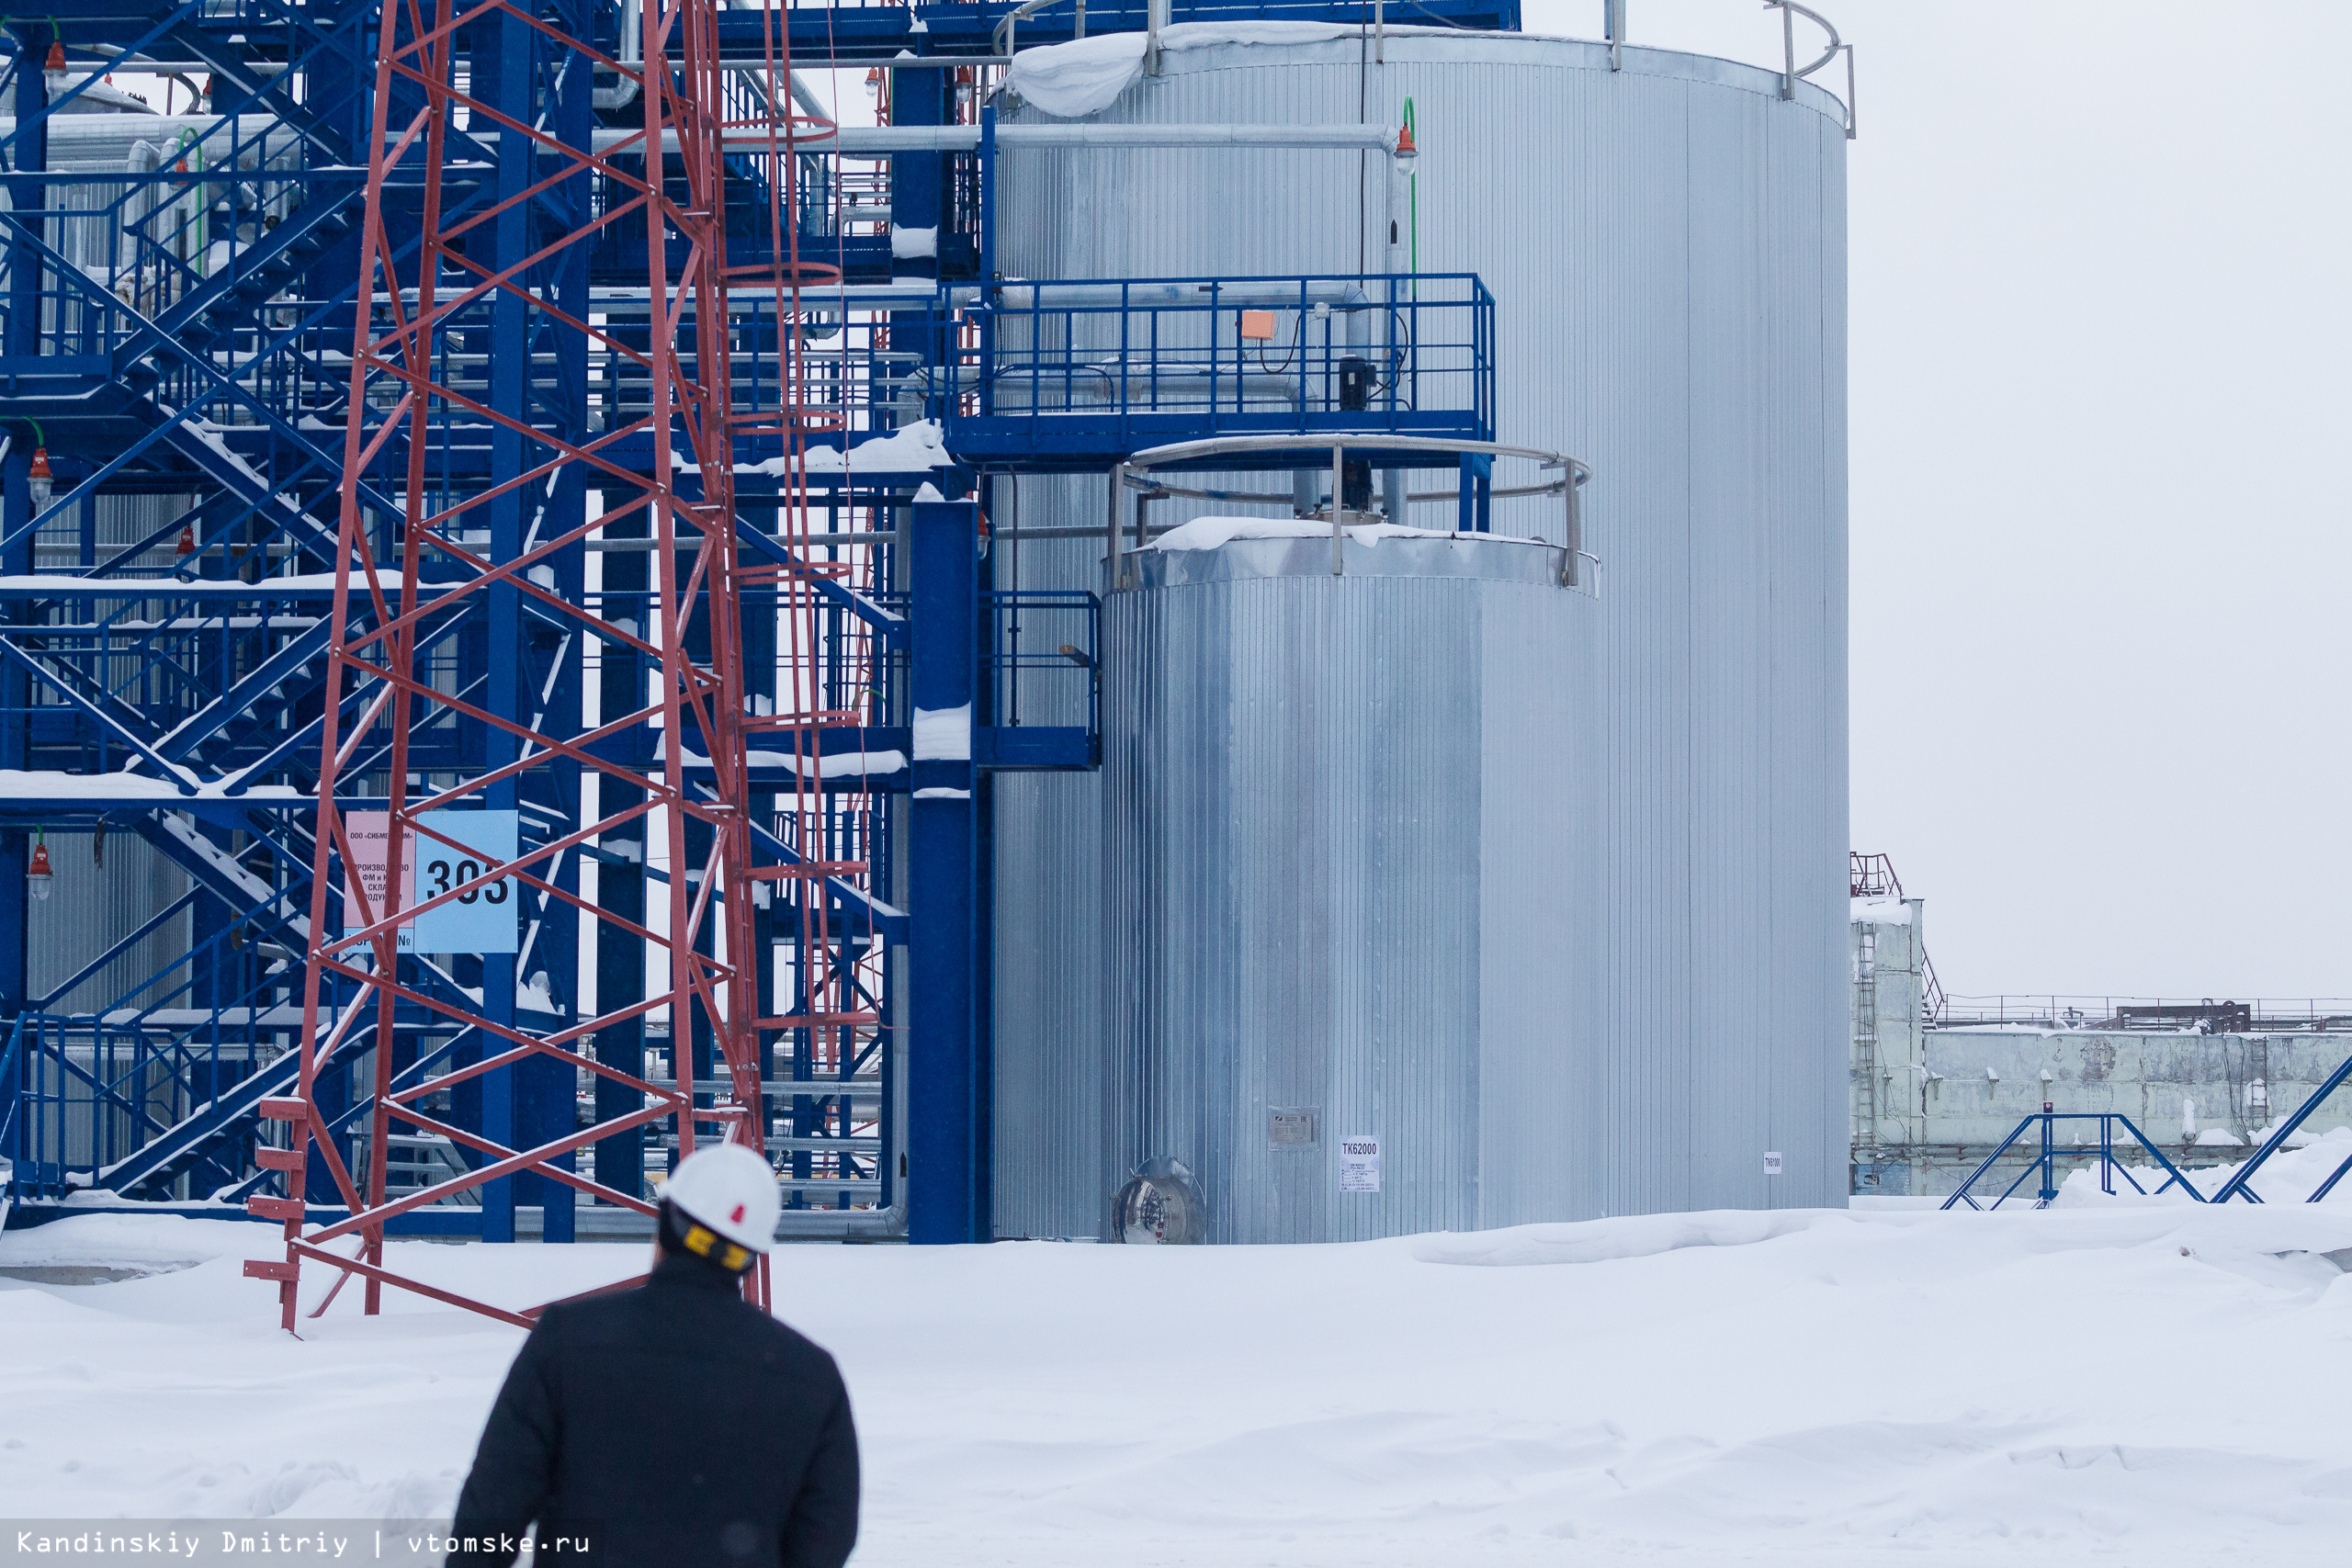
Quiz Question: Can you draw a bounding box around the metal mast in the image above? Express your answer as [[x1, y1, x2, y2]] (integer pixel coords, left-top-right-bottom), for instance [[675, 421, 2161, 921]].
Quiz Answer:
[[251, 0, 813, 1326]]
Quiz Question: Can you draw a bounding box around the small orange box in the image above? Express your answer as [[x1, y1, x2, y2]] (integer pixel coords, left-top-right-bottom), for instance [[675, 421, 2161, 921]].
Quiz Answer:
[[1238, 309, 1277, 342]]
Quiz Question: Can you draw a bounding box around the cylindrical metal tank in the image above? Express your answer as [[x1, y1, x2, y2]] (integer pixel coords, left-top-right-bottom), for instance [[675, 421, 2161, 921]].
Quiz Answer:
[[989, 29, 1849, 1238], [1104, 531, 1600, 1243]]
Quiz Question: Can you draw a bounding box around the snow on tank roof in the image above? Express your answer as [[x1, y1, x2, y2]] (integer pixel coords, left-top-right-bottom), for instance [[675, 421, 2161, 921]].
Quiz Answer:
[[1009, 23, 1361, 118], [1006, 23, 1850, 123], [1148, 515, 1546, 551]]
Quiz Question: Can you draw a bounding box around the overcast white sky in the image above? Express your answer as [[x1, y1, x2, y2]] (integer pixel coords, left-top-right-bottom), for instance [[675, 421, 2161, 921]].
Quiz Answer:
[[1518, 0, 2352, 1001]]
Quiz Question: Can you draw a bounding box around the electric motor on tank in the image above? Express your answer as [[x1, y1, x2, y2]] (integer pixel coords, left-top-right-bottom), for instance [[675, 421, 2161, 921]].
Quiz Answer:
[[1111, 1157, 1206, 1245]]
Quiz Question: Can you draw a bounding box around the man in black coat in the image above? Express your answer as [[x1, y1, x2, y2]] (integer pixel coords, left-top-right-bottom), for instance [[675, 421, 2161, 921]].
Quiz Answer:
[[446, 1143, 859, 1567]]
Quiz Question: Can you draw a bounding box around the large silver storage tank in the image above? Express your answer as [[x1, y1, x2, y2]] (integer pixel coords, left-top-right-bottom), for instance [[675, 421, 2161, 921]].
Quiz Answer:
[[989, 28, 1849, 1237]]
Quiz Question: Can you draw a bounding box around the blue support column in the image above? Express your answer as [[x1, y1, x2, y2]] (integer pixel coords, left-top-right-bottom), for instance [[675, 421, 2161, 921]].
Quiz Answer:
[[888, 64, 947, 283], [976, 107, 997, 410], [1456, 451, 1492, 534], [476, 8, 532, 1243], [594, 512, 649, 1202], [0, 28, 47, 1027], [978, 106, 997, 287], [907, 499, 984, 1244], [306, 0, 367, 370], [889, 58, 949, 430], [531, 0, 595, 1245]]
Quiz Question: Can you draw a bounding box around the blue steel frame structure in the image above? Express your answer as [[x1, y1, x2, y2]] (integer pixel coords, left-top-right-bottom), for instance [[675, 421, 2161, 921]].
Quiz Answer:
[[0, 0, 1504, 1269], [1939, 1110, 2209, 1211]]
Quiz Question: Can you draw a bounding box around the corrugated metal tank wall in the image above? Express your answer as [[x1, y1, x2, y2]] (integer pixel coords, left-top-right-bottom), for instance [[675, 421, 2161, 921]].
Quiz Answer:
[[25, 828, 192, 1016], [990, 31, 1849, 1236], [1103, 536, 1601, 1243], [24, 492, 201, 1016]]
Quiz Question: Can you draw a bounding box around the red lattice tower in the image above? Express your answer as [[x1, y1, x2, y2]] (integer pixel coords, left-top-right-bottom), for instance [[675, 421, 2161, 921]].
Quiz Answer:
[[247, 0, 847, 1328]]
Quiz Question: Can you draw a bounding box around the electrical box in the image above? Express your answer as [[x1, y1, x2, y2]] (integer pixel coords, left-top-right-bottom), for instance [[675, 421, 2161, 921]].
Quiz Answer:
[[1238, 309, 1277, 342]]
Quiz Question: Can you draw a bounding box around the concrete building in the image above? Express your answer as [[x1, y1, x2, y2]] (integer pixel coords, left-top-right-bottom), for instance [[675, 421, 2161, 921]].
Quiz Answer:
[[1849, 897, 2352, 1197]]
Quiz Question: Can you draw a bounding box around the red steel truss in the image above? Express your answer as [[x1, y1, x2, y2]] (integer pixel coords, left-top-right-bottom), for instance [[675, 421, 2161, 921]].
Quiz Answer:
[[246, 0, 850, 1328]]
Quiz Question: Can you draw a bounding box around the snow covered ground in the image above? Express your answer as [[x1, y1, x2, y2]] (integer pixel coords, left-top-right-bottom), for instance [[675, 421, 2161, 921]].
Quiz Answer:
[[5, 1193, 2351, 1566]]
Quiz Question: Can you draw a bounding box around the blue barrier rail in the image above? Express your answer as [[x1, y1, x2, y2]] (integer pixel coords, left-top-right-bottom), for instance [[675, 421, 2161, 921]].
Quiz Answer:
[[938, 272, 1495, 468], [1940, 1111, 2208, 1210]]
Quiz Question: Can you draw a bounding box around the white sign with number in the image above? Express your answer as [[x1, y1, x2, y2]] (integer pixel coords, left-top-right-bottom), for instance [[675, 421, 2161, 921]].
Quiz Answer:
[[340, 809, 520, 954], [1340, 1135, 1381, 1193], [1763, 1151, 1783, 1177], [411, 810, 520, 953]]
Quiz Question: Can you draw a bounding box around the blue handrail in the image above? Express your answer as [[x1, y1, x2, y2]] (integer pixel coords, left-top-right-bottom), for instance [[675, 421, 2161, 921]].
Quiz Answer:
[[1940, 1111, 2207, 1210], [0, 1013, 24, 1192], [944, 271, 1495, 458]]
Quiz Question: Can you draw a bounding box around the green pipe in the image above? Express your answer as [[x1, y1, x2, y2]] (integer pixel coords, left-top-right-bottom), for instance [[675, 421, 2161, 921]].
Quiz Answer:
[[1403, 97, 1419, 293]]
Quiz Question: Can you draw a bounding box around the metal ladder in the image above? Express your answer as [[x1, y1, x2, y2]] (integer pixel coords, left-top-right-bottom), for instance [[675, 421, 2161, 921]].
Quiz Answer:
[[1851, 928, 1880, 1162]]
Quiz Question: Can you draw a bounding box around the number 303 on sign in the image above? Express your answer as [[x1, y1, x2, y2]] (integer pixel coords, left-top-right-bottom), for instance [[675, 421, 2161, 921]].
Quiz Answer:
[[412, 810, 521, 953]]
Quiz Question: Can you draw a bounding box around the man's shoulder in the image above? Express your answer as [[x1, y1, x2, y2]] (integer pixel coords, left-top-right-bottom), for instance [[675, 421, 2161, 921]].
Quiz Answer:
[[526, 1284, 653, 1347], [752, 1312, 842, 1375], [537, 1284, 842, 1379], [730, 1302, 845, 1386]]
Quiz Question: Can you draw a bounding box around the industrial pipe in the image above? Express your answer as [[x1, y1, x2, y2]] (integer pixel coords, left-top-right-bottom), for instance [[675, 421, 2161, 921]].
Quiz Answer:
[[983, 279, 1369, 310], [591, 122, 1403, 155]]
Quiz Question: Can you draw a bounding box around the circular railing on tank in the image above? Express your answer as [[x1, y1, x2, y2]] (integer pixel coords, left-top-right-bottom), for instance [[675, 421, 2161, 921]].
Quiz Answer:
[[1107, 433, 1593, 590]]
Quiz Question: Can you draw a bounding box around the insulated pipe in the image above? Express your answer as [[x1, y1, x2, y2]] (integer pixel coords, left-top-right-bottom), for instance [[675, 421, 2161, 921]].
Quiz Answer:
[[1146, 0, 1170, 75], [592, 123, 1402, 154], [79, 55, 290, 74], [907, 364, 1306, 402], [594, 0, 642, 108], [787, 72, 833, 125], [993, 0, 1069, 56], [983, 122, 1397, 151], [1106, 462, 1128, 590], [1329, 445, 1345, 575], [984, 279, 1370, 310]]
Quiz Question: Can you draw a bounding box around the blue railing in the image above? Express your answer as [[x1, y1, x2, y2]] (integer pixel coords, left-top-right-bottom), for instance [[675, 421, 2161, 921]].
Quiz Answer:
[[1940, 1111, 2207, 1210], [2, 894, 316, 1199], [987, 588, 1096, 738], [940, 272, 1494, 465], [0, 1014, 22, 1196]]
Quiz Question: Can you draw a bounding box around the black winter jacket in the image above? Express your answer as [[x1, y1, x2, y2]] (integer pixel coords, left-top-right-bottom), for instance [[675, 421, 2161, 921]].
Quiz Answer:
[[446, 1255, 859, 1568]]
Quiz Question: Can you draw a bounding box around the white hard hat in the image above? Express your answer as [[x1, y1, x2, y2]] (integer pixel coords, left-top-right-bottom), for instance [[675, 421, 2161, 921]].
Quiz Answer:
[[661, 1142, 780, 1256]]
